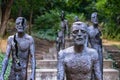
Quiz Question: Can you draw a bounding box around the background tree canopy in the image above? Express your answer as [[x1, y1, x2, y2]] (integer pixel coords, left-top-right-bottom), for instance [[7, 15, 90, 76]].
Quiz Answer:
[[0, 0, 120, 40]]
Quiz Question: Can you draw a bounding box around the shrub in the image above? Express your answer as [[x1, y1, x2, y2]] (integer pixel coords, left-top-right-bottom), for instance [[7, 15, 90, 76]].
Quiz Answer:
[[0, 51, 11, 80]]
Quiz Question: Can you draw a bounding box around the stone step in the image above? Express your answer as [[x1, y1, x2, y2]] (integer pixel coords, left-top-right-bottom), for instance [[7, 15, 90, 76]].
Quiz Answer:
[[103, 59, 113, 69], [28, 68, 119, 80], [28, 69, 57, 80], [103, 46, 108, 58], [28, 60, 57, 69], [35, 53, 57, 60], [29, 59, 113, 69], [103, 69, 119, 80], [48, 47, 57, 54]]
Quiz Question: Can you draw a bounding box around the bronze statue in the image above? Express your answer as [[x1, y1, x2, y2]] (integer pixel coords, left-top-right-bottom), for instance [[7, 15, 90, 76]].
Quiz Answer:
[[0, 17, 36, 80], [87, 12, 103, 76], [57, 21, 102, 80], [60, 11, 69, 40]]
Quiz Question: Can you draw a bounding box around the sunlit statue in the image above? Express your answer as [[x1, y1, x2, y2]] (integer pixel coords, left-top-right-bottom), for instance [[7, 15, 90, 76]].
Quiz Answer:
[[57, 21, 102, 80], [87, 12, 103, 77], [0, 17, 36, 80], [56, 30, 65, 52], [60, 10, 69, 40]]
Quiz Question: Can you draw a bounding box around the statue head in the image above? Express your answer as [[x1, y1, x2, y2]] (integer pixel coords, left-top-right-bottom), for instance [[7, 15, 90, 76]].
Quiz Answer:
[[91, 12, 98, 25], [15, 17, 27, 32], [74, 16, 79, 22], [60, 11, 65, 21], [71, 21, 88, 45]]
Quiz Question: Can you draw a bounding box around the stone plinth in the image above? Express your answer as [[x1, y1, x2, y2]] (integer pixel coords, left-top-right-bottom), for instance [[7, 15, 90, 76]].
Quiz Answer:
[[28, 60, 57, 69], [103, 59, 113, 69], [28, 69, 57, 80], [103, 69, 119, 80]]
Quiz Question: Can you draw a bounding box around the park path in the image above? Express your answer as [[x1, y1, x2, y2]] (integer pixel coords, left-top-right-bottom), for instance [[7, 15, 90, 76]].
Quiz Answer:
[[27, 37, 120, 80]]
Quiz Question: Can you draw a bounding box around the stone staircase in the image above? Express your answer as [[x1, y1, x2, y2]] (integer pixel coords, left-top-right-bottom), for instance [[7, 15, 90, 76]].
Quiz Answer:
[[28, 46, 58, 80], [103, 59, 119, 80], [28, 38, 120, 80]]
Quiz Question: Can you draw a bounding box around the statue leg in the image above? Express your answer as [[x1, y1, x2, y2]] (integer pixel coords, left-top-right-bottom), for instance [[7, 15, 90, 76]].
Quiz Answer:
[[98, 47, 103, 75], [62, 38, 65, 49]]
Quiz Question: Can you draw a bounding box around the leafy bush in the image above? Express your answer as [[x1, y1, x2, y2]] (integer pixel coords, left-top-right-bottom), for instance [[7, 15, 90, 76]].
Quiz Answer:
[[102, 22, 120, 41], [32, 10, 61, 41], [32, 29, 57, 41], [33, 10, 60, 31], [66, 13, 86, 26]]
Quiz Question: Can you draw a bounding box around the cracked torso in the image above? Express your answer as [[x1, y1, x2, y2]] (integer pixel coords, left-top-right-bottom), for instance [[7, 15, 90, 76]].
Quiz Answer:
[[57, 46, 102, 80]]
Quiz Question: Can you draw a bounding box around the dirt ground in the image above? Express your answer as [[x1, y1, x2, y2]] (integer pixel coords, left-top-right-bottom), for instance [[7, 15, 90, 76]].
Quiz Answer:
[[102, 39, 120, 46]]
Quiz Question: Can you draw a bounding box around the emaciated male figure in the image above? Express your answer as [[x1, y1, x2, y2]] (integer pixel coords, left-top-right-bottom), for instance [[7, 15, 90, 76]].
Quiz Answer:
[[60, 11, 69, 46], [87, 12, 103, 75], [0, 17, 36, 80], [57, 21, 102, 80]]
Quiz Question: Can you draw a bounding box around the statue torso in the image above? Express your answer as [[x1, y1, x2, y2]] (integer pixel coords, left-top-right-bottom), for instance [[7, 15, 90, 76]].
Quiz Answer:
[[62, 47, 96, 80], [88, 26, 99, 38], [10, 34, 32, 68]]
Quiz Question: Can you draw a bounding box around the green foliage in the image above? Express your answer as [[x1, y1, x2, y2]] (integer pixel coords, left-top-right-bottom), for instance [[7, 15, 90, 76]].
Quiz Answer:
[[32, 29, 57, 41], [95, 0, 120, 40], [102, 22, 120, 40], [33, 10, 60, 31], [32, 10, 61, 41], [66, 13, 86, 26], [0, 51, 11, 80], [66, 12, 86, 34]]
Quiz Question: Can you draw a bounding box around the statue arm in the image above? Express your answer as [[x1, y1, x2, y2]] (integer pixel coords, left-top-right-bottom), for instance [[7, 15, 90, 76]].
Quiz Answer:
[[30, 37, 36, 80], [57, 50, 65, 80], [0, 37, 11, 78], [93, 51, 102, 80]]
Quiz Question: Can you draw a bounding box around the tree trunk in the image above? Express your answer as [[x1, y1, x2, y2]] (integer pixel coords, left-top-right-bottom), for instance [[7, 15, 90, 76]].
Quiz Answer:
[[18, 6, 22, 17], [0, 0, 14, 37], [29, 9, 33, 35], [0, 6, 1, 25]]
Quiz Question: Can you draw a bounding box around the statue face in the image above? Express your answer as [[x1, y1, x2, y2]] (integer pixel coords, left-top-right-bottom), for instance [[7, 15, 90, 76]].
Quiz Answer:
[[15, 17, 27, 32], [91, 12, 98, 24], [72, 22, 87, 45]]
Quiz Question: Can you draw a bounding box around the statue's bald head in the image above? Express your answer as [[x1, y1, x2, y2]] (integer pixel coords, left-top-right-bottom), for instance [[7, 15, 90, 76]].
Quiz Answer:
[[15, 17, 27, 32], [71, 21, 88, 45], [91, 12, 98, 24]]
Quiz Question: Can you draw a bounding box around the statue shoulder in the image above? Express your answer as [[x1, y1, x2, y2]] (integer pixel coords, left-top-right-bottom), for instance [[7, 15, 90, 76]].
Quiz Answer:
[[58, 46, 74, 58], [86, 47, 98, 59], [6, 35, 14, 45], [25, 34, 34, 41], [88, 25, 93, 30], [7, 35, 14, 42]]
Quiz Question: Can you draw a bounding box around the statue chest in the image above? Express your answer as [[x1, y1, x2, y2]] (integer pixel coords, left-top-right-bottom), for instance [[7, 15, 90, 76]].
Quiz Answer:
[[11, 38, 30, 52], [64, 54, 92, 74], [88, 28, 99, 38]]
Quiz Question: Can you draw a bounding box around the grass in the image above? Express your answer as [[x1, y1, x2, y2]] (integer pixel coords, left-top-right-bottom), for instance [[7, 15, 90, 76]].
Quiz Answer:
[[0, 51, 11, 80]]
